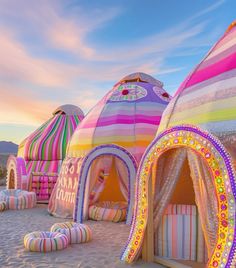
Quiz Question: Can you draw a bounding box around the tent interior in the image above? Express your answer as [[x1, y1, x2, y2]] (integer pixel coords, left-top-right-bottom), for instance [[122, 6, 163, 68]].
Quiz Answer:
[[84, 154, 130, 221], [8, 169, 15, 189], [152, 148, 217, 268]]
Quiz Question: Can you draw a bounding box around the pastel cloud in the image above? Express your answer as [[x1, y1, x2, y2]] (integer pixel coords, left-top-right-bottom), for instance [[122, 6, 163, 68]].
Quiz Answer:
[[0, 0, 122, 60], [0, 28, 79, 88], [0, 82, 56, 126]]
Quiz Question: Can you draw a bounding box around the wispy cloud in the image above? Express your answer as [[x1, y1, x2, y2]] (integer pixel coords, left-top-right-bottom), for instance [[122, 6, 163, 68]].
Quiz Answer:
[[191, 0, 226, 20], [0, 27, 80, 88], [0, 0, 122, 59], [45, 6, 122, 59]]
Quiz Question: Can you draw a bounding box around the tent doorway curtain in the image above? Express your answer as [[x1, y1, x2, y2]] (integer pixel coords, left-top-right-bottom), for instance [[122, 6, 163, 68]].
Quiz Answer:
[[153, 148, 212, 267], [73, 144, 138, 225]]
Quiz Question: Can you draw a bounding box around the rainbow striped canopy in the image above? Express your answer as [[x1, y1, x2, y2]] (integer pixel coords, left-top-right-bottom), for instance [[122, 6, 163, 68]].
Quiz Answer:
[[18, 104, 84, 161], [158, 22, 236, 160], [67, 73, 171, 162]]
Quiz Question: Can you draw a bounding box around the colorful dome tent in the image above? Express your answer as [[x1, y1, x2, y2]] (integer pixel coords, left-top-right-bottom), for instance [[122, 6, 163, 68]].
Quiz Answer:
[[122, 23, 236, 267], [7, 104, 84, 202], [48, 72, 171, 223]]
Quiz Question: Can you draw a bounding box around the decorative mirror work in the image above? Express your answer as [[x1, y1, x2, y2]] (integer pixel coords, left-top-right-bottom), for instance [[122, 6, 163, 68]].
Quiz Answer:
[[153, 86, 172, 102], [109, 84, 147, 102], [121, 125, 236, 268]]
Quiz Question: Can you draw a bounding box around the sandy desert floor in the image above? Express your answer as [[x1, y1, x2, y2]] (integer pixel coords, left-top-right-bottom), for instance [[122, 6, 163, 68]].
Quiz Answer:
[[0, 204, 164, 268]]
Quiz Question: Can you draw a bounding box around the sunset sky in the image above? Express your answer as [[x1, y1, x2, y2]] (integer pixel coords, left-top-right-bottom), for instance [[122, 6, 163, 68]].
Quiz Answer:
[[0, 0, 235, 144]]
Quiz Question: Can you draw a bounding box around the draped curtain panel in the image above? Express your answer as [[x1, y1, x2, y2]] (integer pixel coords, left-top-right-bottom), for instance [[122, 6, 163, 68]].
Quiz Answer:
[[114, 157, 129, 201], [187, 150, 218, 257], [153, 148, 187, 230], [85, 155, 112, 205], [153, 148, 217, 261], [88, 156, 113, 205]]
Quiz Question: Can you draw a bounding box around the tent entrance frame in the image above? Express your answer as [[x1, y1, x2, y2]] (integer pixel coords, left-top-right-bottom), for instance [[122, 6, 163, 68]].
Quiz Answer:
[[121, 125, 236, 268], [6, 155, 26, 190], [73, 144, 138, 225]]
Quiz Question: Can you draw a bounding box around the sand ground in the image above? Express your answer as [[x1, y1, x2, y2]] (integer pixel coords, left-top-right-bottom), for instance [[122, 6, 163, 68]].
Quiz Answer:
[[0, 204, 164, 268]]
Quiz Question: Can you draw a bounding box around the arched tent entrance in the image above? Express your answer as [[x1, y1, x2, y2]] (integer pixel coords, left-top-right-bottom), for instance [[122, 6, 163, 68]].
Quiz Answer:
[[121, 125, 236, 268], [6, 156, 27, 190], [73, 144, 138, 225]]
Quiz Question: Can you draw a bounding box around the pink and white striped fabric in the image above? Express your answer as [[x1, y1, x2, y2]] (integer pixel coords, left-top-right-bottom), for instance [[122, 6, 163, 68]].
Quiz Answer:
[[155, 204, 207, 263], [24, 231, 68, 252], [158, 22, 236, 142], [50, 222, 92, 244], [89, 201, 128, 222], [0, 189, 36, 210]]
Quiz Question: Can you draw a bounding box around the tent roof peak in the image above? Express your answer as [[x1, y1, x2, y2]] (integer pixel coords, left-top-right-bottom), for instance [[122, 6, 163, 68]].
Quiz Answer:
[[118, 72, 163, 87], [53, 104, 84, 116]]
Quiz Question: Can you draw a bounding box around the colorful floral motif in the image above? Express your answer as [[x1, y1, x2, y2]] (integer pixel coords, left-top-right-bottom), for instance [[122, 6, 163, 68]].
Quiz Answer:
[[110, 84, 147, 102], [121, 125, 236, 268]]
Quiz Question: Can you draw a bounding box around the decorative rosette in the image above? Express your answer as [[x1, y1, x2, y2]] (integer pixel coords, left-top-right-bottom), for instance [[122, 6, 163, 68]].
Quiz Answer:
[[110, 84, 147, 102], [153, 86, 172, 102]]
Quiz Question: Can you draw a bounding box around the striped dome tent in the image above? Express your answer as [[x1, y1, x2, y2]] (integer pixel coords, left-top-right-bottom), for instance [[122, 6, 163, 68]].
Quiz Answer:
[[7, 104, 84, 202], [158, 21, 236, 156], [67, 72, 171, 162], [49, 73, 171, 222], [18, 104, 84, 161], [122, 22, 236, 268]]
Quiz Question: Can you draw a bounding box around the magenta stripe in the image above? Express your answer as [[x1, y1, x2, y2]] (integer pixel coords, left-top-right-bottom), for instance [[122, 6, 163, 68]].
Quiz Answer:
[[182, 68, 236, 96], [184, 51, 236, 88], [93, 128, 156, 136], [81, 115, 161, 128], [199, 43, 236, 70], [83, 118, 160, 128]]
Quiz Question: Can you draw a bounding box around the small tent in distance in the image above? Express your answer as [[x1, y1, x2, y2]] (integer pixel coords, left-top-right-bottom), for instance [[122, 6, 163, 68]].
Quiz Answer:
[[7, 104, 84, 202]]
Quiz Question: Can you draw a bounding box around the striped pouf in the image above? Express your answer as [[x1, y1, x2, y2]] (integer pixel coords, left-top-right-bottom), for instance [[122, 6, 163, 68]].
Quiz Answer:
[[50, 222, 92, 244], [0, 189, 36, 210], [0, 201, 7, 212], [89, 201, 127, 222], [24, 231, 68, 252], [155, 204, 204, 262]]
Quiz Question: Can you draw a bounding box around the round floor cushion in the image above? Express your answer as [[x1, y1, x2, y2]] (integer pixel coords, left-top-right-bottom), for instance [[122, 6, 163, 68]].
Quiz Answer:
[[50, 222, 92, 244], [89, 201, 128, 222], [0, 201, 7, 212], [24, 231, 68, 252], [0, 189, 36, 210]]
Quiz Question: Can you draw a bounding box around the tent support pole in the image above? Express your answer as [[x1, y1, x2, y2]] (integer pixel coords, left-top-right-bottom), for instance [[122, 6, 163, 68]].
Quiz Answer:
[[142, 171, 154, 262]]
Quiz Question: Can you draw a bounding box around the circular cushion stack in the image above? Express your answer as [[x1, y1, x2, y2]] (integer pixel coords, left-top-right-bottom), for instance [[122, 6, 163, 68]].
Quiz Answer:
[[24, 231, 68, 252], [89, 201, 127, 222], [0, 189, 36, 210], [0, 201, 7, 212], [50, 222, 92, 244]]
